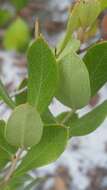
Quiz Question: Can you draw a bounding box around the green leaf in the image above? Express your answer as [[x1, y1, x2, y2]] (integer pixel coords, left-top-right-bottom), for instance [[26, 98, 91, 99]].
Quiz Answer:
[[77, 0, 101, 28], [15, 79, 56, 125], [5, 103, 43, 148], [11, 0, 28, 11], [69, 100, 107, 137], [3, 18, 30, 51], [15, 79, 27, 106], [0, 9, 12, 27], [57, 38, 80, 58], [0, 120, 16, 169], [0, 80, 15, 109], [56, 51, 91, 109], [42, 108, 56, 124], [98, 0, 107, 10], [84, 42, 107, 96], [14, 125, 67, 177], [59, 0, 101, 53], [7, 174, 32, 190], [56, 111, 78, 125], [27, 35, 58, 113], [0, 148, 9, 169]]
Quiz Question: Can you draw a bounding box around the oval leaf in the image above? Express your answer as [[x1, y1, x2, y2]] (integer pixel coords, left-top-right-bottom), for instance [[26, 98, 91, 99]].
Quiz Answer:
[[56, 51, 91, 109], [14, 125, 67, 177], [3, 18, 30, 51], [69, 100, 107, 137], [84, 42, 107, 96], [27, 36, 58, 113], [5, 103, 43, 148]]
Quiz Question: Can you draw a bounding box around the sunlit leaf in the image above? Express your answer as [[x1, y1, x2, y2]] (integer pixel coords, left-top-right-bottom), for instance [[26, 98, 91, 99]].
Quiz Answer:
[[27, 35, 58, 113], [69, 100, 107, 137], [56, 51, 91, 109], [3, 18, 30, 51], [14, 125, 67, 177]]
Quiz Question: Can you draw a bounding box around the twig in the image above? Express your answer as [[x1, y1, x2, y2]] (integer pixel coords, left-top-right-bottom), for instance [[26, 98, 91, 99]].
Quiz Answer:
[[0, 86, 27, 106], [4, 148, 23, 183], [0, 148, 23, 188]]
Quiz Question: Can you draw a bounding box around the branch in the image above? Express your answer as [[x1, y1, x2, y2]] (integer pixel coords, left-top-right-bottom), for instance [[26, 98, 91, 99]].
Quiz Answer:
[[0, 86, 27, 106], [4, 148, 23, 183]]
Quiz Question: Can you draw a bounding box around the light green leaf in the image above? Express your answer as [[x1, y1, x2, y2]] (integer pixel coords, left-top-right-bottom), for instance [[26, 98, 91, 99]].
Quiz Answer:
[[11, 0, 28, 11], [5, 103, 43, 148], [14, 125, 67, 177], [59, 0, 101, 53], [0, 79, 15, 109], [3, 18, 30, 51], [27, 35, 58, 113], [77, 0, 101, 28], [98, 0, 107, 10], [15, 79, 56, 124], [57, 38, 80, 58], [69, 100, 107, 137], [56, 51, 91, 109], [84, 42, 107, 96]]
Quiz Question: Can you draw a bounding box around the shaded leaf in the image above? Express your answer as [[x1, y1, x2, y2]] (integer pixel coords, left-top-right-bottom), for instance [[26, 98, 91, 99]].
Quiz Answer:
[[42, 108, 56, 124], [56, 111, 78, 125], [0, 79, 15, 109], [84, 42, 107, 96], [0, 120, 16, 169], [11, 0, 28, 11], [15, 79, 27, 106], [0, 9, 12, 27]]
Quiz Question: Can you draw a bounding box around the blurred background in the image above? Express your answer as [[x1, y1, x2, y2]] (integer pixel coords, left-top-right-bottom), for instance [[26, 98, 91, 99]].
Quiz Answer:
[[1, 0, 107, 189]]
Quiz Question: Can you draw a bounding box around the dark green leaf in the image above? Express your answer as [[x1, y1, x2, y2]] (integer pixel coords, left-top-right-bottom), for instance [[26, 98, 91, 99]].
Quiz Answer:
[[27, 35, 58, 113], [11, 0, 28, 11], [15, 79, 27, 106], [0, 120, 16, 169], [69, 100, 107, 137], [0, 80, 15, 109], [56, 111, 78, 125], [84, 42, 107, 96], [0, 148, 9, 169], [42, 108, 56, 124], [0, 9, 12, 27], [14, 125, 67, 177]]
